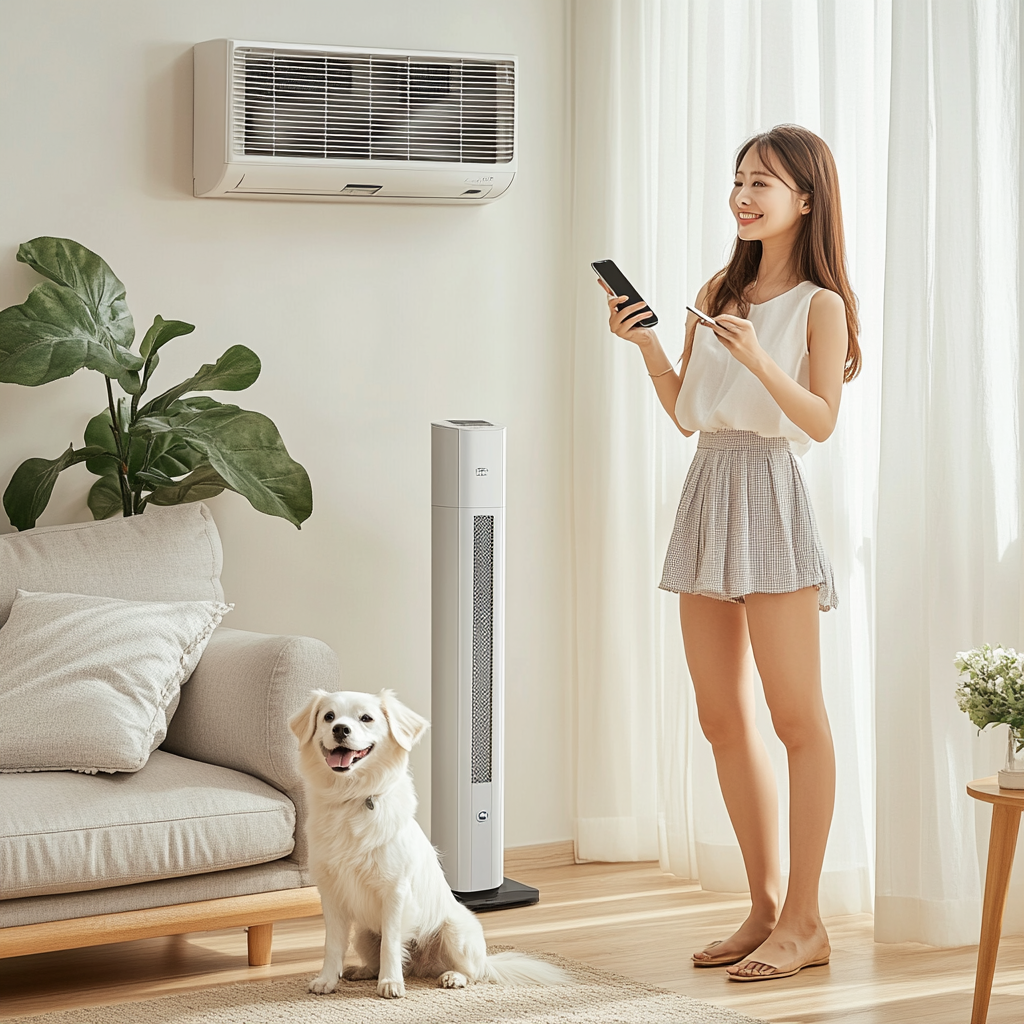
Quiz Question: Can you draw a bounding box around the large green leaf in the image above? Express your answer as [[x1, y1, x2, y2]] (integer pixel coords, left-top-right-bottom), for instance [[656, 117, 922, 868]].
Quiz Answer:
[[139, 345, 261, 416], [149, 441, 205, 478], [84, 410, 118, 458], [87, 471, 124, 520], [134, 401, 311, 527], [118, 369, 141, 396], [133, 468, 178, 488], [137, 316, 195, 399], [143, 464, 228, 507], [139, 315, 195, 360], [4, 444, 113, 530], [0, 283, 144, 386], [17, 237, 134, 350]]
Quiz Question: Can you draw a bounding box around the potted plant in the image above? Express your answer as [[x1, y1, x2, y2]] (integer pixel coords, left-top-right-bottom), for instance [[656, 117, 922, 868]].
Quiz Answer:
[[0, 237, 311, 530], [954, 644, 1024, 788]]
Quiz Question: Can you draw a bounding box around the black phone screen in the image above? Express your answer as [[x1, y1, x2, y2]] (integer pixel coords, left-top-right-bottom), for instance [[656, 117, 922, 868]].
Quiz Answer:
[[591, 259, 659, 328]]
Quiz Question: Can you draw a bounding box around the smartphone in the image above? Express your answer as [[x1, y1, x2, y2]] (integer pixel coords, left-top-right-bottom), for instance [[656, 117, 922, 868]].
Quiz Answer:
[[685, 303, 719, 328], [591, 259, 658, 328]]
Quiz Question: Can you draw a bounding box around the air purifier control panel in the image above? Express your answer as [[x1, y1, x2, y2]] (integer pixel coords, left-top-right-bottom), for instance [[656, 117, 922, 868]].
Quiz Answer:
[[431, 420, 505, 509]]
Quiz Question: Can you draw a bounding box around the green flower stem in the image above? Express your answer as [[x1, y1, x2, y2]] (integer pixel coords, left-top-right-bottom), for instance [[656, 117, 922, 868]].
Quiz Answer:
[[132, 437, 154, 514], [105, 376, 132, 517]]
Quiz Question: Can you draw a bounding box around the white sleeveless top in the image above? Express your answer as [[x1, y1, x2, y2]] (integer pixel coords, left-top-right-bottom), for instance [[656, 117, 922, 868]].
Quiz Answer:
[[675, 280, 821, 452]]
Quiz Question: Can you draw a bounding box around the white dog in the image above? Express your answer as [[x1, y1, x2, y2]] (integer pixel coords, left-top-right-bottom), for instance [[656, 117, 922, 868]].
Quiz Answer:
[[289, 688, 567, 998]]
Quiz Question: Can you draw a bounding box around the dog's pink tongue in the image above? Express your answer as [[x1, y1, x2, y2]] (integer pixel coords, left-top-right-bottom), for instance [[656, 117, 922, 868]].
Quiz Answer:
[[326, 748, 366, 769]]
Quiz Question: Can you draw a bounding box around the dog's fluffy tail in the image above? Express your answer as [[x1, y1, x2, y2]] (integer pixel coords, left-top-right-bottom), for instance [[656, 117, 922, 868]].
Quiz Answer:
[[482, 950, 571, 986]]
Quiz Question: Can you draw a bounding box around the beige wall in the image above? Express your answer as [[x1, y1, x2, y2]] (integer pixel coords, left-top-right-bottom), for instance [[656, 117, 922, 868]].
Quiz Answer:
[[0, 1, 573, 845]]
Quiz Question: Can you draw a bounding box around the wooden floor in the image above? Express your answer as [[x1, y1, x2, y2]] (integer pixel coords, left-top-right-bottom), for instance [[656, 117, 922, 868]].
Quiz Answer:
[[3, 859, 1023, 1023]]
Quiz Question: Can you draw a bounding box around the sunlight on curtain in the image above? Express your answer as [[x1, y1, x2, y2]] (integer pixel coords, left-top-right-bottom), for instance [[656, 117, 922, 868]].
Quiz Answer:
[[571, 0, 888, 918], [874, 0, 1021, 947]]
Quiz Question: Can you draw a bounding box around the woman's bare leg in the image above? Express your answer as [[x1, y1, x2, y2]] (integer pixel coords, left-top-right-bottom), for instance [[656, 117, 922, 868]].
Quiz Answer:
[[727, 587, 834, 978], [680, 593, 781, 963]]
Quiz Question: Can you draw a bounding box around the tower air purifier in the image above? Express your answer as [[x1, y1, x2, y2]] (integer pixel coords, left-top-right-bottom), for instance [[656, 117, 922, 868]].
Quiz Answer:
[[431, 420, 538, 911]]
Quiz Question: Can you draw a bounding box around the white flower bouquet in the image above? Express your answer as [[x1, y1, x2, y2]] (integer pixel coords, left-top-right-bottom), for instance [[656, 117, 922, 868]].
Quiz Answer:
[[954, 645, 1024, 770]]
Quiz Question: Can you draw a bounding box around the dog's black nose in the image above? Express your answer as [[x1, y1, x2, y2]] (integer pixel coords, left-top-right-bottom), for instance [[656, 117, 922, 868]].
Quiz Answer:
[[332, 723, 350, 738]]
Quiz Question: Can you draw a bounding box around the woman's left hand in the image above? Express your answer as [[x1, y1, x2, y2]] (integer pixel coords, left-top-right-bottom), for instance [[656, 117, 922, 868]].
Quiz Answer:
[[709, 314, 766, 374]]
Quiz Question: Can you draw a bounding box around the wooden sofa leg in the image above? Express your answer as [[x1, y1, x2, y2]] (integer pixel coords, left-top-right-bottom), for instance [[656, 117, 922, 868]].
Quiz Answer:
[[247, 923, 273, 966]]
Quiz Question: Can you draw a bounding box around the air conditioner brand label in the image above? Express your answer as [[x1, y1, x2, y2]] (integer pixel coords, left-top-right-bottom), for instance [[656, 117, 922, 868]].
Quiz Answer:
[[464, 175, 495, 184], [475, 467, 489, 477]]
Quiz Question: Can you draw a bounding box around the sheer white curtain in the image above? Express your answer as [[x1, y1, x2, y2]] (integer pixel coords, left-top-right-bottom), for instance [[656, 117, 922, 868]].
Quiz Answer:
[[571, 0, 887, 916], [874, 0, 1022, 946], [572, 0, 1024, 949]]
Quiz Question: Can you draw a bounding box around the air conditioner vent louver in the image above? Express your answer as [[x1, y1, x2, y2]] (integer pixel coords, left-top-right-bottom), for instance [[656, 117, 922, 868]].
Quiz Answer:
[[232, 47, 515, 164]]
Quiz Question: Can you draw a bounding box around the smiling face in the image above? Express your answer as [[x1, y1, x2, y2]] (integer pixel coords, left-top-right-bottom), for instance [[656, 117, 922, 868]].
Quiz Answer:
[[319, 700, 380, 770], [315, 692, 388, 773], [289, 688, 431, 793], [730, 144, 811, 245]]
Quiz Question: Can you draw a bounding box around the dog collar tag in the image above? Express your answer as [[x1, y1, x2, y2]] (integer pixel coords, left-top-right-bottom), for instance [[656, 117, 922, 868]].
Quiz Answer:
[[365, 796, 375, 810]]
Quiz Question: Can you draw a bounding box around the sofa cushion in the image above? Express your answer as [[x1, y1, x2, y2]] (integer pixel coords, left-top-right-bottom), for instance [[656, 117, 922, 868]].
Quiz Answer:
[[0, 590, 231, 774], [0, 750, 296, 899], [0, 503, 224, 629]]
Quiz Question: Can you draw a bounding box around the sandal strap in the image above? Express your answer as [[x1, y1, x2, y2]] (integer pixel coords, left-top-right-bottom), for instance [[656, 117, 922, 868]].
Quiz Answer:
[[735, 960, 777, 975]]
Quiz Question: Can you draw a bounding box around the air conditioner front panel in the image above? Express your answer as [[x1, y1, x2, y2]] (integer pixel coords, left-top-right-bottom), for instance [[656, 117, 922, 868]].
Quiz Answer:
[[194, 39, 518, 203], [225, 163, 511, 200]]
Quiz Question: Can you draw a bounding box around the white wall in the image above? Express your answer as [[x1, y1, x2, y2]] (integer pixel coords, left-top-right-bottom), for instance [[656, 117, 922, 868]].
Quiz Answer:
[[0, 0, 574, 846]]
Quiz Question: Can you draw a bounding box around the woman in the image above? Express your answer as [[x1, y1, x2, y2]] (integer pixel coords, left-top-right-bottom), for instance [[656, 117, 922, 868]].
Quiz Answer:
[[601, 124, 860, 982]]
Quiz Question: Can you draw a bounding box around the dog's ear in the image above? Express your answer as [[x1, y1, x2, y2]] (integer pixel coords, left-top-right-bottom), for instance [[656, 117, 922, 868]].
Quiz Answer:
[[289, 690, 330, 746], [378, 689, 430, 751]]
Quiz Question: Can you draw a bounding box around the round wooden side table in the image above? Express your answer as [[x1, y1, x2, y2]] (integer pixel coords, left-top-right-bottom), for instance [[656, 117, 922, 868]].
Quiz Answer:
[[966, 777, 1024, 1024]]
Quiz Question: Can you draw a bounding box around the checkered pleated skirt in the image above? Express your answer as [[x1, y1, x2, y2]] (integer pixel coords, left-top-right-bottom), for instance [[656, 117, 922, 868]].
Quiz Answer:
[[659, 429, 837, 612]]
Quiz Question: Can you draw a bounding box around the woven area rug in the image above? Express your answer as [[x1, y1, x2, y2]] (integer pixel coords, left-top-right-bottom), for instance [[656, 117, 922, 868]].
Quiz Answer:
[[8, 948, 767, 1024]]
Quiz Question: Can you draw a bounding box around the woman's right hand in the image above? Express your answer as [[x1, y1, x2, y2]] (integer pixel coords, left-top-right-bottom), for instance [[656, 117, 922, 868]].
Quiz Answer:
[[600, 280, 659, 348]]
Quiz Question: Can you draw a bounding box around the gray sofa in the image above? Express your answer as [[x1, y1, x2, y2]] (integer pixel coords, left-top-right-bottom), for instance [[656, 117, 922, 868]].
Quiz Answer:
[[0, 503, 336, 965]]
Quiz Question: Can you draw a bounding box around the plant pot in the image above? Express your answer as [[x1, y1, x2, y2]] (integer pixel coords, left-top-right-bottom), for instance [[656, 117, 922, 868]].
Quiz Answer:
[[998, 726, 1024, 789]]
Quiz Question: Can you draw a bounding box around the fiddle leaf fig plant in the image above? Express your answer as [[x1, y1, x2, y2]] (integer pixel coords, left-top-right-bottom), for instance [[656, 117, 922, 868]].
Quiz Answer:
[[0, 237, 312, 530]]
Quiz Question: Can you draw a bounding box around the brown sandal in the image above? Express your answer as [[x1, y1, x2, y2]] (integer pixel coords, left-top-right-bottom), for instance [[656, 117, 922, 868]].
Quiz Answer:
[[691, 940, 748, 968], [727, 952, 830, 982]]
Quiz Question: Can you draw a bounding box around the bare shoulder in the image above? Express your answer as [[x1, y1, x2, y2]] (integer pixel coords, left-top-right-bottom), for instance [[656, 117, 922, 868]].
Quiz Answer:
[[808, 287, 846, 322], [807, 288, 846, 347], [805, 288, 847, 374]]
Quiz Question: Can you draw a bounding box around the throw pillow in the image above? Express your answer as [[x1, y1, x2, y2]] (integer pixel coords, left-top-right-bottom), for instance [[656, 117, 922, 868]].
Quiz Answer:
[[0, 503, 225, 628], [0, 589, 231, 774]]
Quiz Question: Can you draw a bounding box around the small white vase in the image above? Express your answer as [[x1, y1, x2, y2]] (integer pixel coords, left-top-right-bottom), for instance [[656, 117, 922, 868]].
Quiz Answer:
[[997, 726, 1024, 789]]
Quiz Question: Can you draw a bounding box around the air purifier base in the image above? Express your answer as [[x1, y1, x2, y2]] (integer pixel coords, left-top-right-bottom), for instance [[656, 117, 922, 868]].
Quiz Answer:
[[452, 877, 539, 912]]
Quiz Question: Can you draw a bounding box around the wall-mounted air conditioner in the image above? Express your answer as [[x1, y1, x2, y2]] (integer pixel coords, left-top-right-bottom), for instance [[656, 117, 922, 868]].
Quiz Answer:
[[193, 39, 517, 203]]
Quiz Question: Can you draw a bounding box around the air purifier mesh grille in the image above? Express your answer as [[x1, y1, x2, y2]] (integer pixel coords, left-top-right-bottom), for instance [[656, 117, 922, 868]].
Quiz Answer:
[[471, 515, 494, 784]]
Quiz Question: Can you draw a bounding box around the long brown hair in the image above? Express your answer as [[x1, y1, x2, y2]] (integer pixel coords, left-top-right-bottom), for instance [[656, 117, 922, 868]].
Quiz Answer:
[[705, 125, 861, 382]]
